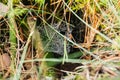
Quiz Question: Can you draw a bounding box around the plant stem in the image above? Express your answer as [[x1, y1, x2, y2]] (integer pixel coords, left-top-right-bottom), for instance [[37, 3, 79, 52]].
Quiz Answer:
[[8, 0, 16, 55]]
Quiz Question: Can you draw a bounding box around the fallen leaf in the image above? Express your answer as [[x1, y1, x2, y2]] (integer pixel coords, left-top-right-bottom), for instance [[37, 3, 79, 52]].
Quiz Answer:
[[0, 53, 11, 71], [0, 2, 9, 19]]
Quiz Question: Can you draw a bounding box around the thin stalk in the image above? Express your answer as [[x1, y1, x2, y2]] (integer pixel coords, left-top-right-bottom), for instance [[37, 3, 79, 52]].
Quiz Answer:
[[24, 51, 83, 67], [8, 0, 16, 55], [7, 0, 17, 78]]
